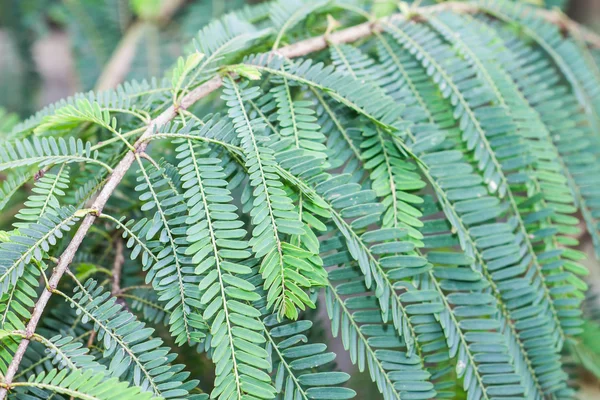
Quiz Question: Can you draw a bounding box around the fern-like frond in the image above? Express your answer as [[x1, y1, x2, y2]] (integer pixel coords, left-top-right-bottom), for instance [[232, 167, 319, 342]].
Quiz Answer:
[[12, 77, 170, 137], [323, 42, 531, 398], [385, 19, 581, 356], [1, 318, 95, 379], [329, 26, 572, 397], [241, 54, 402, 130], [0, 266, 39, 331], [365, 22, 578, 396], [0, 171, 32, 212], [384, 20, 517, 196], [134, 159, 205, 345], [176, 125, 276, 399], [322, 239, 437, 400], [328, 44, 431, 236], [0, 206, 82, 297], [239, 255, 355, 400], [14, 165, 70, 227], [94, 215, 170, 328], [280, 169, 445, 358], [222, 76, 325, 319], [480, 11, 600, 259], [433, 11, 581, 246], [9, 368, 156, 400], [269, 77, 328, 161], [426, 7, 586, 328], [419, 203, 531, 399], [264, 315, 356, 400], [60, 279, 202, 399], [10, 305, 95, 381], [304, 73, 524, 398], [34, 98, 125, 136], [32, 333, 105, 374], [0, 136, 112, 173]]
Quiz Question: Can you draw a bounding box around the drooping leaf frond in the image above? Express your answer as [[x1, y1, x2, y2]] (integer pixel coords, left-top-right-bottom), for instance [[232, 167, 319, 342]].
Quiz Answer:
[[14, 165, 70, 228], [11, 77, 169, 137], [222, 76, 326, 320], [242, 54, 402, 130], [25, 333, 106, 374], [175, 120, 276, 400], [0, 137, 112, 173], [0, 207, 82, 297], [384, 16, 581, 361], [238, 256, 355, 400], [280, 169, 444, 355], [0, 267, 39, 331], [34, 98, 129, 136], [322, 238, 437, 400], [133, 159, 205, 345], [9, 368, 157, 400], [60, 279, 202, 399]]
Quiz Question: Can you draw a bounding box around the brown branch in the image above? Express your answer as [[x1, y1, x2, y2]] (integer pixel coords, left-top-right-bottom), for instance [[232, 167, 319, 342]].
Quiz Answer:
[[85, 330, 96, 349], [542, 9, 600, 49], [424, 1, 600, 48], [111, 236, 129, 312], [0, 2, 598, 396]]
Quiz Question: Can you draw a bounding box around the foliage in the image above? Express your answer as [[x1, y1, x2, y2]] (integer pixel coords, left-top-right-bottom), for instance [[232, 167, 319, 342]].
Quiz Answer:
[[1, 0, 600, 399]]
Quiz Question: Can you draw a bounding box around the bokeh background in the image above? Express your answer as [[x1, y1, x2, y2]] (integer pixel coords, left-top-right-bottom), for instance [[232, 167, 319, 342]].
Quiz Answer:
[[0, 0, 597, 121], [0, 0, 599, 398]]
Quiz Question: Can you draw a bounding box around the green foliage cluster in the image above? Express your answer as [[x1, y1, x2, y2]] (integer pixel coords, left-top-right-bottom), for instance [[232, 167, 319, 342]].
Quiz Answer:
[[1, 0, 600, 399]]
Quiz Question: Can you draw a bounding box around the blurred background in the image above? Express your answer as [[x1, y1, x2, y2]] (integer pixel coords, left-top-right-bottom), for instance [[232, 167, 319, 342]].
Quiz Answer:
[[0, 0, 599, 398], [0, 0, 598, 120], [0, 0, 251, 119]]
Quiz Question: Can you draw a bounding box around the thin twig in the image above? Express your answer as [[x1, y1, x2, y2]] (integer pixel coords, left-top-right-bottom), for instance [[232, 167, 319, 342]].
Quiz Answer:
[[86, 235, 124, 348], [111, 236, 129, 312], [111, 238, 125, 297], [1, 3, 598, 396], [540, 7, 600, 48], [85, 330, 96, 349]]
